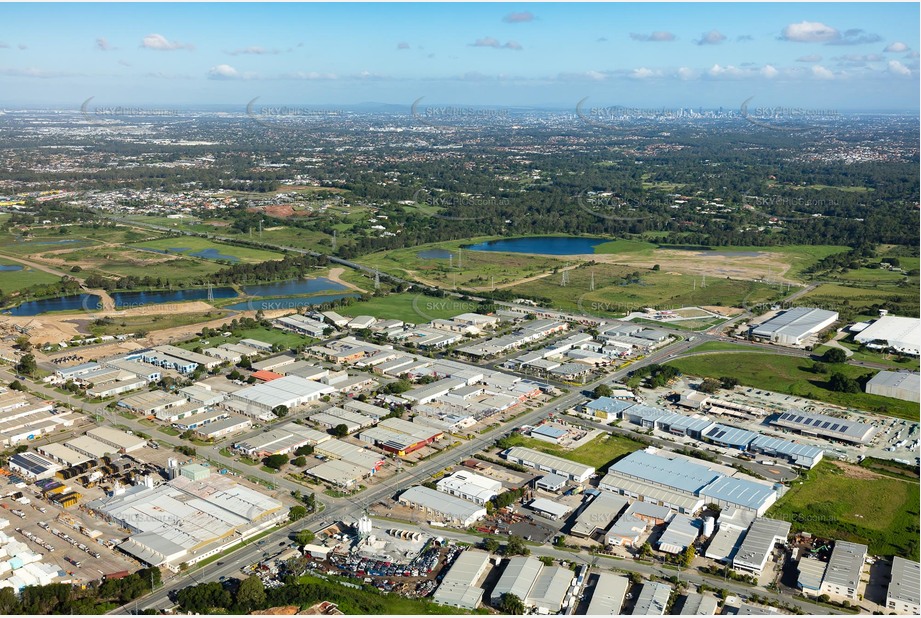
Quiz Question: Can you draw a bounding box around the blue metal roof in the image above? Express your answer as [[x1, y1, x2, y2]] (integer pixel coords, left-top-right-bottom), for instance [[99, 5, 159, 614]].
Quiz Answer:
[[750, 435, 823, 460], [586, 397, 634, 414], [700, 476, 776, 510], [609, 450, 720, 494], [704, 424, 760, 448], [532, 425, 567, 439]]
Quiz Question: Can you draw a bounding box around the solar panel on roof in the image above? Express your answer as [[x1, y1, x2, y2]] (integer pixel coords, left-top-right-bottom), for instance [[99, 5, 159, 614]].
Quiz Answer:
[[706, 427, 720, 436], [813, 419, 823, 426], [840, 426, 848, 432], [821, 422, 831, 429], [795, 415, 805, 423], [831, 424, 839, 431]]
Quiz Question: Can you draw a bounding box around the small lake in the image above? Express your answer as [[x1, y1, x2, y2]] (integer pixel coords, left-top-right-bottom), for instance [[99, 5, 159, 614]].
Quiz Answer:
[[242, 278, 346, 297], [417, 249, 454, 260], [0, 265, 24, 271], [3, 294, 101, 316], [111, 288, 238, 309], [463, 236, 608, 255], [188, 248, 239, 262], [225, 292, 360, 311]]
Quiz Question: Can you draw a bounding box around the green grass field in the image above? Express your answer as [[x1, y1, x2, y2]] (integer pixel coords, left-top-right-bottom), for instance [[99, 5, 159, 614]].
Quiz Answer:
[[0, 257, 62, 292], [506, 261, 784, 317], [799, 282, 919, 318], [666, 351, 919, 420], [88, 310, 229, 336], [767, 461, 919, 561], [130, 236, 285, 263], [50, 246, 223, 280], [175, 324, 316, 352], [356, 239, 567, 290], [337, 293, 479, 323], [501, 432, 644, 473]]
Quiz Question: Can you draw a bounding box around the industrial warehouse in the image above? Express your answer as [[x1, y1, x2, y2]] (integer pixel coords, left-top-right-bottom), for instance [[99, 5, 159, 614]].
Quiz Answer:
[[852, 315, 921, 356], [502, 447, 595, 482], [768, 411, 877, 444], [865, 371, 921, 403], [749, 307, 839, 346], [599, 448, 778, 516], [86, 467, 284, 571]]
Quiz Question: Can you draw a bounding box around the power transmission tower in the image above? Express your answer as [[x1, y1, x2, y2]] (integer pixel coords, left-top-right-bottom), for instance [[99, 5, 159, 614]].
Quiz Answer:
[[590, 270, 595, 291], [331, 230, 337, 251], [207, 283, 213, 302], [374, 272, 380, 290]]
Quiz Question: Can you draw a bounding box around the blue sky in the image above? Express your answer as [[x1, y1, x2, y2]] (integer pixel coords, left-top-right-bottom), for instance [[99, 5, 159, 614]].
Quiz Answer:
[[0, 2, 918, 111]]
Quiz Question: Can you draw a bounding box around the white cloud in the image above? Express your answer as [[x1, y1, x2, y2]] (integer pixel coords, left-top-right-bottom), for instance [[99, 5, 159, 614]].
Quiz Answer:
[[811, 65, 835, 79], [470, 37, 522, 50], [284, 71, 337, 80], [141, 33, 192, 51], [630, 67, 659, 79], [677, 66, 698, 80], [884, 41, 909, 53], [95, 37, 114, 51], [696, 30, 726, 46], [827, 29, 881, 46], [503, 12, 534, 24], [780, 21, 839, 43], [887, 60, 911, 76], [208, 64, 241, 80], [760, 64, 779, 78], [630, 31, 676, 42], [796, 54, 822, 62], [707, 64, 745, 79]]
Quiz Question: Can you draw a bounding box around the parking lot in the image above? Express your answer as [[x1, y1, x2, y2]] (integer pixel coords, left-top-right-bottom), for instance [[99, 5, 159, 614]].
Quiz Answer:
[[1, 474, 140, 584]]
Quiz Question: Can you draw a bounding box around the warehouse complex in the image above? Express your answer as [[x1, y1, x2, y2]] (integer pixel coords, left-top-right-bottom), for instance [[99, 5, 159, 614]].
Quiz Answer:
[[502, 446, 595, 482], [432, 549, 491, 610], [768, 411, 876, 444], [853, 315, 921, 356], [599, 448, 778, 516], [86, 471, 284, 571], [398, 486, 486, 527], [749, 307, 839, 346], [490, 556, 573, 614]]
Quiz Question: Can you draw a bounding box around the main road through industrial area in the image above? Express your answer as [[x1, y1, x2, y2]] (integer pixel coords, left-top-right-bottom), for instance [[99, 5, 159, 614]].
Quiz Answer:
[[10, 217, 843, 613]]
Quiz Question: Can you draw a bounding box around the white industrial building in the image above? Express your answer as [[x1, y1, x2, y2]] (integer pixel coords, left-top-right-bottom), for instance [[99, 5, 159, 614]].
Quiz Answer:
[[631, 582, 672, 616], [732, 518, 791, 575], [853, 315, 921, 356], [750, 307, 839, 346], [398, 486, 486, 527], [489, 556, 572, 614], [769, 411, 876, 445], [432, 549, 492, 610], [86, 426, 147, 453], [502, 446, 595, 482], [657, 513, 699, 554], [436, 471, 502, 505], [887, 556, 920, 615], [227, 376, 335, 415], [570, 492, 629, 538], [820, 541, 867, 601], [586, 573, 629, 615], [85, 474, 284, 571], [865, 371, 920, 403]]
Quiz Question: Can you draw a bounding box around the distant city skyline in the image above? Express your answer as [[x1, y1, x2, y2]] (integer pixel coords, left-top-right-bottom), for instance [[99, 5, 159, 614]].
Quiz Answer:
[[0, 2, 918, 111]]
